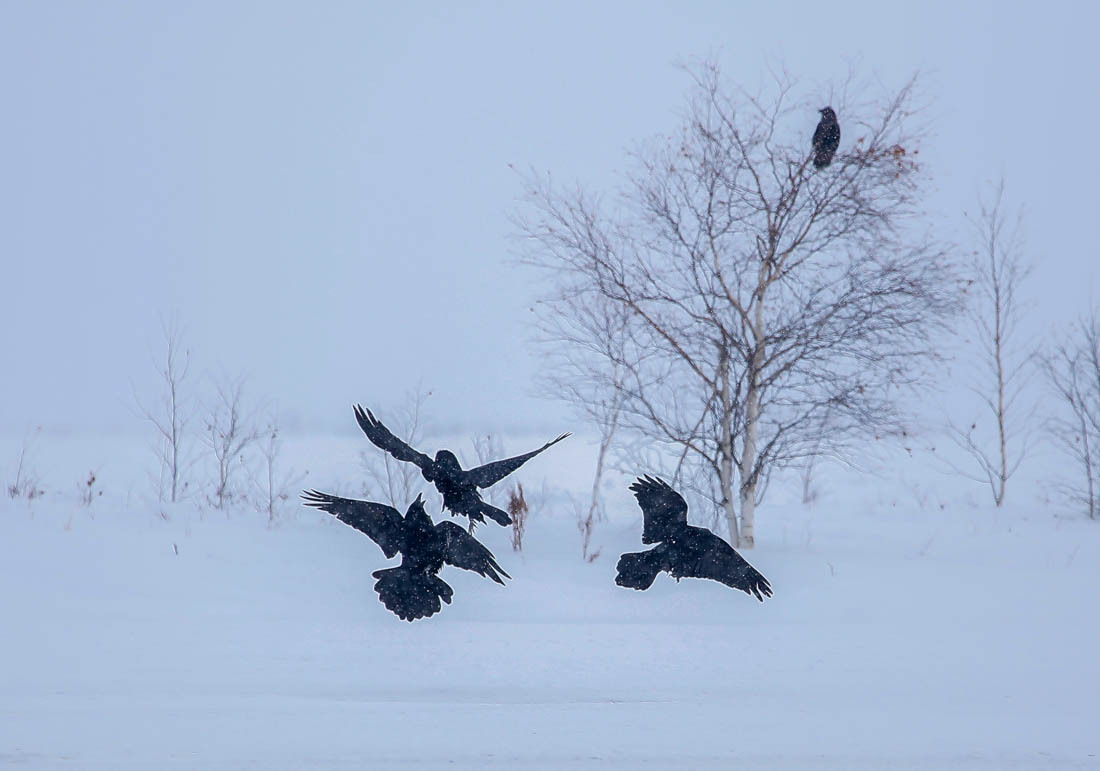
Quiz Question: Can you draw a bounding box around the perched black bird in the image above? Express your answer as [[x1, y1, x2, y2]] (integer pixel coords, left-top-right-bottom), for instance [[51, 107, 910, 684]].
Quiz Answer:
[[812, 106, 840, 169], [354, 404, 569, 527], [301, 490, 509, 621], [615, 476, 773, 602]]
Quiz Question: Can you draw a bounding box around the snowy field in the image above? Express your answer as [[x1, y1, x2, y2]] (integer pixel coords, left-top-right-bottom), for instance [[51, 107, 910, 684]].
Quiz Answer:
[[2, 434, 1099, 769]]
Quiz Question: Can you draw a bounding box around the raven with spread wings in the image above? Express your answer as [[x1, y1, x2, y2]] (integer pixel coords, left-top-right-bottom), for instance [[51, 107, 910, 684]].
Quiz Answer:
[[354, 404, 569, 527], [301, 490, 509, 621], [615, 476, 773, 602]]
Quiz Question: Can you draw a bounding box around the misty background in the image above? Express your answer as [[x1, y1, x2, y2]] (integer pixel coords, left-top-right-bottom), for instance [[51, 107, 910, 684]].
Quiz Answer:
[[2, 1, 1096, 436]]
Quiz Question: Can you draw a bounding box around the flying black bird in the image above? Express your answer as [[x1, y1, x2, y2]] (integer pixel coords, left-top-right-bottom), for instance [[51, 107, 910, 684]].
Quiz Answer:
[[812, 106, 840, 169], [354, 404, 569, 528], [301, 490, 509, 621], [615, 476, 773, 601]]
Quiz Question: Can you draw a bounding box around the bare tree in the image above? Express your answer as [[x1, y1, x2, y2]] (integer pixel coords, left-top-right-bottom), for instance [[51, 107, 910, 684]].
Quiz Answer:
[[360, 387, 433, 508], [136, 318, 195, 503], [203, 373, 261, 510], [1042, 314, 1100, 520], [575, 380, 622, 557], [942, 181, 1035, 506], [535, 299, 626, 551], [517, 62, 961, 547], [251, 414, 307, 525], [577, 416, 616, 561], [569, 491, 603, 562]]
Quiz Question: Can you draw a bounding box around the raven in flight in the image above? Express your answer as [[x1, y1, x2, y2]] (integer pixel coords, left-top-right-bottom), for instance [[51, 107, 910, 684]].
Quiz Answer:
[[301, 490, 509, 621], [354, 404, 569, 527], [812, 106, 840, 169], [615, 476, 773, 602]]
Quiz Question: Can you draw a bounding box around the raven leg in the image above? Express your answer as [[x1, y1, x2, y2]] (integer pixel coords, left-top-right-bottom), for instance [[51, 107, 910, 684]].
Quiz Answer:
[[460, 499, 512, 527]]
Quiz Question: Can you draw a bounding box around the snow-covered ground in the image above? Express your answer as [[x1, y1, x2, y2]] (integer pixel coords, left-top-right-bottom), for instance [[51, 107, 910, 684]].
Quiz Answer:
[[2, 433, 1098, 769]]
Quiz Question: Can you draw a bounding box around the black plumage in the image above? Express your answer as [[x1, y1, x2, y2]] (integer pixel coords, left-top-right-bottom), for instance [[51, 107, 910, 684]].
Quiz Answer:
[[354, 404, 569, 527], [301, 490, 509, 621], [812, 106, 840, 169], [615, 476, 773, 602]]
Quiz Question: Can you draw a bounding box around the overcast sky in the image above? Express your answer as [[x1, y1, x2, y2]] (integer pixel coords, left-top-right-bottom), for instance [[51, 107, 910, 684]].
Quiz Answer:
[[1, 1, 1097, 436]]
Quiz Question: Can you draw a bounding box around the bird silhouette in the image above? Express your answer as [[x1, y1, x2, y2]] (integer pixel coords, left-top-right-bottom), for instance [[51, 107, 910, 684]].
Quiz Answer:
[[354, 404, 569, 527], [301, 490, 509, 621], [812, 106, 840, 169], [615, 476, 773, 601]]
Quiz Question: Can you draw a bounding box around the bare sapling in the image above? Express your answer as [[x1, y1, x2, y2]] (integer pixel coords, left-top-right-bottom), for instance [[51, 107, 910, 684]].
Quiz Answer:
[[204, 373, 261, 510], [1042, 314, 1100, 519], [942, 181, 1036, 506], [252, 416, 307, 525], [136, 318, 196, 503]]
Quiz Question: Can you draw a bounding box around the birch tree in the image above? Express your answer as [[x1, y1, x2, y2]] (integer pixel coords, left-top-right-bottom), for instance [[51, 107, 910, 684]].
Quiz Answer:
[[517, 63, 961, 547], [1043, 314, 1100, 520], [943, 182, 1035, 505], [136, 319, 195, 503]]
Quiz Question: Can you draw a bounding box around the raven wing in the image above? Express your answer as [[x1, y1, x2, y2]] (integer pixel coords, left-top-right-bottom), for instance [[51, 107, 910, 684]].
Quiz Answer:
[[465, 433, 571, 489], [436, 521, 510, 584], [301, 489, 405, 558], [353, 405, 435, 479], [683, 529, 773, 602], [629, 476, 688, 544]]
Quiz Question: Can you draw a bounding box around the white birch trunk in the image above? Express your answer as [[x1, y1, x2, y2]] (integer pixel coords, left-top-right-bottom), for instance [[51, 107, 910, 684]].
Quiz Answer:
[[717, 344, 740, 546], [738, 277, 767, 549], [738, 375, 759, 549], [993, 268, 1008, 507]]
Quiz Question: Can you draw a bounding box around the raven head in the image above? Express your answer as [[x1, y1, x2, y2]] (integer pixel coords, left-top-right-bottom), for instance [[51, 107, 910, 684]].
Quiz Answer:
[[404, 492, 434, 531], [405, 492, 427, 517], [819, 106, 836, 119], [433, 449, 462, 473]]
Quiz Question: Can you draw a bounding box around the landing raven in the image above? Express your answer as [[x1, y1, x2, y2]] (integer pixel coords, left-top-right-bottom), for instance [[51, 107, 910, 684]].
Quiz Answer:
[[615, 476, 773, 602], [301, 490, 509, 621], [354, 404, 569, 527], [812, 106, 840, 169]]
